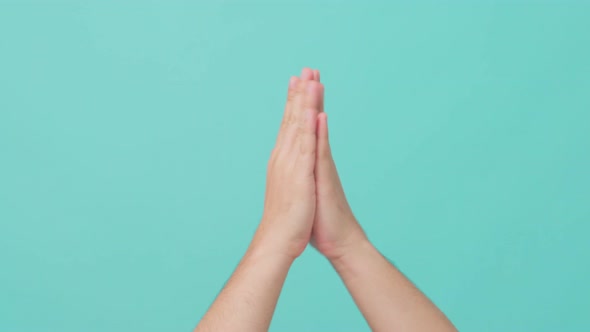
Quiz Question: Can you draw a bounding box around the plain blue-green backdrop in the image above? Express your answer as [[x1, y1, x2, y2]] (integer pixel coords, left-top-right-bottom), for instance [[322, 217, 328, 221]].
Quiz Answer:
[[1, 1, 589, 331]]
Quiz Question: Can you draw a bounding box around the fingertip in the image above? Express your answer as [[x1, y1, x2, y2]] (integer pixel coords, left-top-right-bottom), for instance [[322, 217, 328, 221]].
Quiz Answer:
[[314, 69, 321, 81], [300, 67, 314, 80], [305, 80, 324, 110], [308, 108, 318, 129], [289, 76, 299, 89], [318, 112, 328, 127]]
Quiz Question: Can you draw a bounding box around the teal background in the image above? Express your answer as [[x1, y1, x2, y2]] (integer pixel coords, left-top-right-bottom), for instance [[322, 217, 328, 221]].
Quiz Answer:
[[1, 1, 589, 331]]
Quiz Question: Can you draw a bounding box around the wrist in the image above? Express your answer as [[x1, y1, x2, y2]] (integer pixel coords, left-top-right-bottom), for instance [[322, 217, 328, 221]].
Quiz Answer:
[[328, 235, 374, 266], [245, 240, 296, 266], [319, 221, 369, 261], [250, 222, 306, 261]]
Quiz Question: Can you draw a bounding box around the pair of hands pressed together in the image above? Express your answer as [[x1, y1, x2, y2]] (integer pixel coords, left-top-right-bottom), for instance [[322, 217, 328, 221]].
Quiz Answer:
[[195, 68, 457, 332], [254, 67, 363, 262]]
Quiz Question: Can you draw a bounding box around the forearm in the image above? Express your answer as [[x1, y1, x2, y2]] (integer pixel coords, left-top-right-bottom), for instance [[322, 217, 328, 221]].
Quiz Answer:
[[195, 242, 294, 332], [195, 70, 322, 331], [331, 239, 457, 332]]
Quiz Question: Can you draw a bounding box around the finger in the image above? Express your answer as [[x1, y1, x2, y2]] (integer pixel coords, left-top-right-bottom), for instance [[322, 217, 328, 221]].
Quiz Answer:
[[281, 80, 309, 149], [318, 76, 324, 113], [297, 81, 323, 156], [316, 112, 331, 162], [307, 71, 324, 111], [302, 80, 323, 113], [283, 76, 300, 125], [300, 67, 314, 80], [315, 111, 346, 195], [289, 76, 299, 89], [296, 106, 318, 176], [313, 69, 320, 82], [276, 76, 300, 147], [300, 80, 323, 133], [299, 107, 318, 157]]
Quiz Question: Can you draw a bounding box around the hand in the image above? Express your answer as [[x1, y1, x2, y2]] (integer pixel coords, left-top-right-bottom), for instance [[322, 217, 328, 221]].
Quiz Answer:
[[309, 72, 367, 260], [252, 68, 324, 259]]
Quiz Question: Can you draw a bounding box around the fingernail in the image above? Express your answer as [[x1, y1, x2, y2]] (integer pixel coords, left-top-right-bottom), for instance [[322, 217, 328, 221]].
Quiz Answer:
[[289, 76, 298, 89]]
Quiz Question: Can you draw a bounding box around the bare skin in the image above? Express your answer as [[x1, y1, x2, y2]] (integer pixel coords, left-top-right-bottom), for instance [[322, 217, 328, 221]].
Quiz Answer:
[[194, 68, 322, 332], [194, 68, 457, 332], [308, 72, 457, 332]]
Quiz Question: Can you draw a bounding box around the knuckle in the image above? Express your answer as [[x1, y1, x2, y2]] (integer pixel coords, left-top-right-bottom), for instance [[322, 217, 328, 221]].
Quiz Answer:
[[299, 139, 315, 156], [294, 127, 303, 145], [297, 80, 308, 93], [282, 112, 295, 128], [279, 116, 289, 132], [288, 113, 297, 125], [287, 80, 300, 101], [286, 90, 297, 103]]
